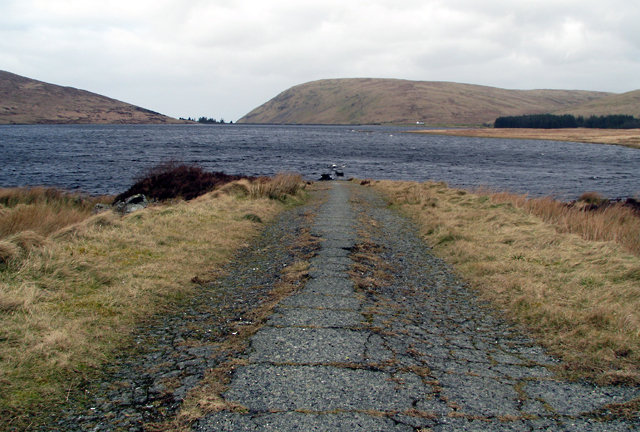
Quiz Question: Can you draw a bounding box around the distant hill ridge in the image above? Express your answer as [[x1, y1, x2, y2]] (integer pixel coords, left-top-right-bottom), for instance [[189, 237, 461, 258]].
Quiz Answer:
[[554, 90, 640, 119], [237, 78, 635, 126], [0, 70, 182, 125]]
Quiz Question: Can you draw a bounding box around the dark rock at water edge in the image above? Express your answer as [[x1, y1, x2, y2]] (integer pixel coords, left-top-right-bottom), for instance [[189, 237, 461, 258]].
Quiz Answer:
[[114, 194, 150, 214], [104, 194, 151, 215]]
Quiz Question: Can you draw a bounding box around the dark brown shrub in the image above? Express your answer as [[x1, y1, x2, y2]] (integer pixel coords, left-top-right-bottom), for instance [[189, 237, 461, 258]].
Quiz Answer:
[[114, 162, 255, 203]]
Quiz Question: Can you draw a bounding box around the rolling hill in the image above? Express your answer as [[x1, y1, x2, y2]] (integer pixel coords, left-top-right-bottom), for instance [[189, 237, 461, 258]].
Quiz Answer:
[[553, 89, 640, 119], [237, 78, 617, 126], [0, 70, 183, 125]]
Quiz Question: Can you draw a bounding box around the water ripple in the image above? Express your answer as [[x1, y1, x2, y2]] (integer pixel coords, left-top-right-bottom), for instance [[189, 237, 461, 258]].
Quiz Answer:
[[1, 124, 639, 200]]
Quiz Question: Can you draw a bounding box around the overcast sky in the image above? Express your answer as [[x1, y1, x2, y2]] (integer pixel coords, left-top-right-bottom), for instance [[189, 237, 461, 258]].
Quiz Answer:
[[1, 0, 639, 121]]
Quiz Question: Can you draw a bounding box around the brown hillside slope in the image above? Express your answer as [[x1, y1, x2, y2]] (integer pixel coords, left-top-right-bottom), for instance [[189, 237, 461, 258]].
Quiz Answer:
[[553, 89, 640, 118], [237, 78, 613, 126], [0, 70, 183, 125]]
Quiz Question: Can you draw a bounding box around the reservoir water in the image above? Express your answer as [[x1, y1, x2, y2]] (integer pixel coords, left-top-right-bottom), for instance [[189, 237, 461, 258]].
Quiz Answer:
[[0, 124, 638, 200]]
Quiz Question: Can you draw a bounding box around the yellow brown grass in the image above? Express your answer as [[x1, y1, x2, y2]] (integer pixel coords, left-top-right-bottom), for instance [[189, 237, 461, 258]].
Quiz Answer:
[[370, 179, 640, 384], [249, 172, 305, 201], [0, 241, 20, 264], [411, 128, 640, 150], [0, 178, 304, 429], [0, 187, 112, 239], [485, 190, 640, 255]]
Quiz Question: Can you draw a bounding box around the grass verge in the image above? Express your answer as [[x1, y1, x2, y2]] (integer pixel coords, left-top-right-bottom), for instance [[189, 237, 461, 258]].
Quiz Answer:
[[0, 173, 306, 430], [367, 179, 640, 385]]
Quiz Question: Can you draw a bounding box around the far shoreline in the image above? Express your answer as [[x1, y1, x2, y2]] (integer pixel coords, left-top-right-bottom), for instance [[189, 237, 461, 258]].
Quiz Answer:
[[409, 128, 640, 150]]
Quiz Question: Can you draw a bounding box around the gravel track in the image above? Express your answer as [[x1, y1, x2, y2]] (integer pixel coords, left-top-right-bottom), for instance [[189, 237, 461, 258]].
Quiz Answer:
[[45, 182, 639, 431], [194, 182, 639, 431]]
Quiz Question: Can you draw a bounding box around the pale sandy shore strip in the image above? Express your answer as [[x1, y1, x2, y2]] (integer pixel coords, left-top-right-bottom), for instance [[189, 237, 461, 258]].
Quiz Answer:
[[409, 128, 640, 150]]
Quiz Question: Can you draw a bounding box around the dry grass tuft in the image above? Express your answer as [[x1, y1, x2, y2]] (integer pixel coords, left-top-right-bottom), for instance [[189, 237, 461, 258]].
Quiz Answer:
[[0, 186, 91, 208], [485, 190, 640, 255], [212, 179, 252, 198], [0, 241, 20, 264], [0, 288, 23, 312], [249, 173, 305, 201], [578, 191, 605, 205], [7, 230, 46, 252], [371, 179, 640, 384], [0, 187, 112, 239]]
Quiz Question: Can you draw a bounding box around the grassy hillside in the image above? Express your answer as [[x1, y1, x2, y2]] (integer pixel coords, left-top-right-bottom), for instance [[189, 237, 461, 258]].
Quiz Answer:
[[553, 89, 640, 118], [0, 70, 183, 125], [237, 78, 613, 126]]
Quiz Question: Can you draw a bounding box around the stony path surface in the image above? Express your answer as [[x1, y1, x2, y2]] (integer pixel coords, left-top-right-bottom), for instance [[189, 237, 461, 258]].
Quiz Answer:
[[47, 182, 639, 431], [194, 182, 640, 431]]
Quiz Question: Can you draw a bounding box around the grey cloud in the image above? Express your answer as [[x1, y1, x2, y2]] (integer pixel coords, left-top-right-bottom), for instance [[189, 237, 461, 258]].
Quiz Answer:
[[1, 0, 639, 120]]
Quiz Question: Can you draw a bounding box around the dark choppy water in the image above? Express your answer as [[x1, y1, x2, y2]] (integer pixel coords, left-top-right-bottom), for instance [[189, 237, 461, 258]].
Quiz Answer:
[[1, 124, 639, 200]]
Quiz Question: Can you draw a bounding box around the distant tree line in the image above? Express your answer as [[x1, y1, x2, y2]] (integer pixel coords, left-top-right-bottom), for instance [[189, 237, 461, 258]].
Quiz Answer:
[[179, 117, 232, 124], [494, 114, 640, 129]]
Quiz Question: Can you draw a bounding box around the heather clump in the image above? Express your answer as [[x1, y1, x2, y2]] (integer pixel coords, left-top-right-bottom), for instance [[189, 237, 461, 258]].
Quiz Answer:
[[114, 161, 255, 202]]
